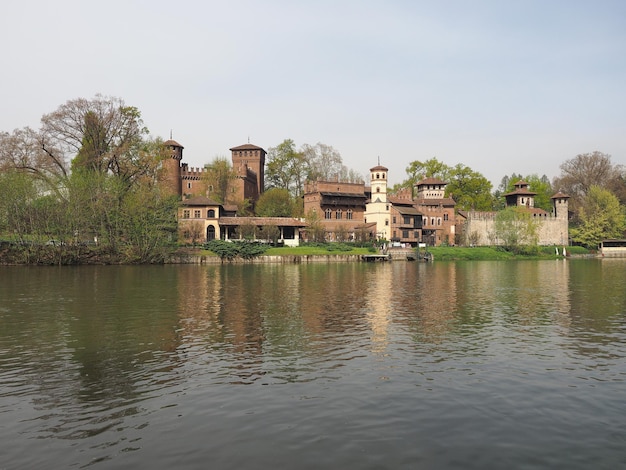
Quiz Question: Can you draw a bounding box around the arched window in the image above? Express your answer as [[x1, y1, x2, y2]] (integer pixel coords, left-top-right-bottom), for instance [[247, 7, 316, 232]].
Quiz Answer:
[[376, 186, 380, 193], [376, 173, 380, 179], [207, 225, 216, 241], [325, 208, 332, 219], [346, 209, 353, 220], [336, 209, 342, 219], [208, 209, 215, 218]]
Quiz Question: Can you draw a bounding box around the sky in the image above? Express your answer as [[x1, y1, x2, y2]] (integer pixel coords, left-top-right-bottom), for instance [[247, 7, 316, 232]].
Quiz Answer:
[[2, 0, 625, 188]]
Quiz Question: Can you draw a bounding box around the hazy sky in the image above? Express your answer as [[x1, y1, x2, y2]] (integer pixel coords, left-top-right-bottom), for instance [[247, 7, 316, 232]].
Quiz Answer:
[[2, 0, 625, 187]]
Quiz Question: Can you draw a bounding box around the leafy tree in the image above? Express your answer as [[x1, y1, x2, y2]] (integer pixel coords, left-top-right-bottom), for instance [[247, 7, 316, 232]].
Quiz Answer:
[[266, 139, 307, 197], [203, 156, 237, 203], [255, 188, 295, 217], [446, 163, 494, 211], [496, 173, 553, 211], [570, 185, 626, 248], [392, 157, 452, 195], [494, 207, 540, 252], [392, 157, 493, 210]]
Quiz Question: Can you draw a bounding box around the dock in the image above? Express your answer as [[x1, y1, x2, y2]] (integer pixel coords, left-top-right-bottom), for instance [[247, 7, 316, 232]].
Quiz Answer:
[[361, 254, 392, 262]]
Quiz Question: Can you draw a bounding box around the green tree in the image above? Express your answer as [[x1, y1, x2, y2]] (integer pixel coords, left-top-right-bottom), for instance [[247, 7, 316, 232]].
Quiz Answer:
[[494, 207, 540, 252], [447, 163, 494, 211], [266, 139, 308, 197], [570, 185, 626, 248], [392, 157, 452, 195], [496, 173, 553, 211], [255, 188, 295, 217]]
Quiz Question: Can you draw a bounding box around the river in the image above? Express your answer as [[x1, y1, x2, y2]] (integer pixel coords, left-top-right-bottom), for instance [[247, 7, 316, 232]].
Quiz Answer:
[[1, 259, 625, 469]]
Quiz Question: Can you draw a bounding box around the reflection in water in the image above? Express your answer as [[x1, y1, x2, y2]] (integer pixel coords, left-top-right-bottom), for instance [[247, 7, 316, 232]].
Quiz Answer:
[[1, 260, 625, 469]]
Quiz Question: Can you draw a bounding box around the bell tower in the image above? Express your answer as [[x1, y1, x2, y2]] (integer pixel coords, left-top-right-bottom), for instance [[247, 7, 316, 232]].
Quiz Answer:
[[365, 163, 390, 240]]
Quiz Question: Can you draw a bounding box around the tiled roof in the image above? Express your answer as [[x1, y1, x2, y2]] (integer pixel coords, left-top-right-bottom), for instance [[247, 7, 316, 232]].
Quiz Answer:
[[394, 206, 421, 216], [163, 139, 183, 148], [503, 188, 536, 197], [369, 165, 388, 171], [416, 177, 447, 185], [551, 192, 570, 199], [229, 143, 265, 151], [320, 191, 367, 199], [219, 217, 308, 227]]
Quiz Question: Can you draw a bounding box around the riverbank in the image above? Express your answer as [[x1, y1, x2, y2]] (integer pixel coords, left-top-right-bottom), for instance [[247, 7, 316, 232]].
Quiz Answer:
[[168, 245, 593, 264]]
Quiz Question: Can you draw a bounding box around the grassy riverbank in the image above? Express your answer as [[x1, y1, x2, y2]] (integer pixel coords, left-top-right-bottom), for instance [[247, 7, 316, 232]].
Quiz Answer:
[[199, 244, 592, 261], [424, 245, 591, 261]]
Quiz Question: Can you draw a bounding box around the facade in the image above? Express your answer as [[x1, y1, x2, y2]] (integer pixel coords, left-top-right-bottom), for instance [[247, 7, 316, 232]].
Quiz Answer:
[[365, 165, 391, 240], [413, 178, 457, 246], [178, 196, 222, 243], [459, 181, 569, 246], [303, 179, 368, 241]]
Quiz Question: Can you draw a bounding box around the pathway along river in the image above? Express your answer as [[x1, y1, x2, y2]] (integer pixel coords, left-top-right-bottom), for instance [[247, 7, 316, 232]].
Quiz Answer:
[[1, 260, 625, 469]]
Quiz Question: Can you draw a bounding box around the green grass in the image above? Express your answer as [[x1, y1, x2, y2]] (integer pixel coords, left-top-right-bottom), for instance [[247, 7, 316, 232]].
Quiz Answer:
[[426, 245, 591, 261], [196, 244, 591, 260], [264, 245, 372, 256]]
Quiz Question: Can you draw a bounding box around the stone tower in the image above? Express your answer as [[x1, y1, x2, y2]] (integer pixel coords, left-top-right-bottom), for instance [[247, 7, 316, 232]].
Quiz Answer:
[[230, 143, 266, 196], [551, 192, 570, 220], [365, 164, 390, 240], [162, 139, 183, 197]]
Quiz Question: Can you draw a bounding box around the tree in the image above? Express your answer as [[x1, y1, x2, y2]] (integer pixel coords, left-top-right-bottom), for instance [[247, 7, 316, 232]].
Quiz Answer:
[[494, 207, 540, 252], [496, 173, 553, 211], [392, 157, 452, 195], [41, 95, 152, 186], [255, 188, 295, 217], [447, 163, 494, 211], [266, 139, 308, 197], [570, 185, 626, 248], [304, 210, 326, 243], [301, 142, 343, 181], [203, 156, 237, 203], [262, 224, 281, 245]]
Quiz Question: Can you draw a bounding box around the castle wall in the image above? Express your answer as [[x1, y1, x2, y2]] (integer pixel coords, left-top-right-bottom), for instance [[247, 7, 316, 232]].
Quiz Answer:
[[462, 212, 568, 246]]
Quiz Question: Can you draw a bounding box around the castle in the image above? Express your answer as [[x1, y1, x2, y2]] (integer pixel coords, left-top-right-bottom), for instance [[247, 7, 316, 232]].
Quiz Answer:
[[458, 180, 570, 246], [163, 140, 568, 247]]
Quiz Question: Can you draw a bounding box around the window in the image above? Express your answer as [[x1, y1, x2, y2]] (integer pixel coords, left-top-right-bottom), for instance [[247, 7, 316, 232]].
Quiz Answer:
[[402, 230, 409, 239], [385, 219, 389, 226], [208, 209, 215, 218], [347, 209, 353, 220], [194, 210, 201, 218], [423, 218, 427, 226], [325, 208, 332, 219], [187, 182, 192, 189], [431, 218, 435, 226], [393, 216, 396, 224], [376, 186, 380, 193], [414, 231, 419, 239], [444, 213, 449, 221], [437, 218, 441, 226], [183, 210, 190, 219], [336, 209, 342, 220], [376, 173, 380, 179], [404, 216, 411, 225]]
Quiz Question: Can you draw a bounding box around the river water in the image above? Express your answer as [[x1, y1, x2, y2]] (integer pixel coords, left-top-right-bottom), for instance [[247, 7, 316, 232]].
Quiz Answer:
[[1, 260, 625, 469]]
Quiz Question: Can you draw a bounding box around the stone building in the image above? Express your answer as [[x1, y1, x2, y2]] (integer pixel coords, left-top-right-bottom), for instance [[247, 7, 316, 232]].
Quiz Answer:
[[458, 180, 569, 246], [303, 179, 368, 241], [163, 139, 265, 204]]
